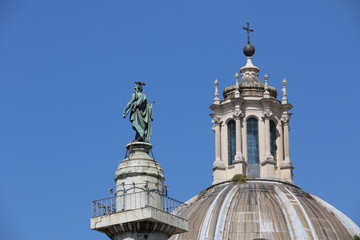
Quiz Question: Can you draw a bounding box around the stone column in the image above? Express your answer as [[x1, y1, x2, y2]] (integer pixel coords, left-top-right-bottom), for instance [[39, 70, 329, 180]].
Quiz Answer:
[[261, 109, 276, 179], [115, 142, 165, 212], [234, 110, 245, 175], [280, 114, 293, 183], [212, 116, 222, 162], [241, 117, 247, 167], [264, 116, 271, 158], [212, 116, 225, 183], [276, 122, 284, 176], [282, 118, 290, 162], [91, 142, 188, 240], [281, 115, 290, 163]]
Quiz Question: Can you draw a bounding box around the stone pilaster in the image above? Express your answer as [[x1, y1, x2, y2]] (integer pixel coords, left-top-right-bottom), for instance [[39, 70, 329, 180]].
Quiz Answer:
[[261, 109, 276, 179], [212, 116, 225, 184], [233, 110, 245, 175], [280, 114, 293, 183]]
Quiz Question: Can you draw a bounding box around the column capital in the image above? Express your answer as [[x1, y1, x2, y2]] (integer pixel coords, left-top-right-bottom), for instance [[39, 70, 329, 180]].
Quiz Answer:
[[281, 113, 292, 124], [233, 110, 244, 120], [262, 109, 273, 119], [212, 116, 222, 125]]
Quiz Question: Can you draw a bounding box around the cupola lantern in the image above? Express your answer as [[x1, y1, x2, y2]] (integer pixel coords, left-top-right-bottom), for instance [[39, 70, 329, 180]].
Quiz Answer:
[[210, 23, 294, 184]]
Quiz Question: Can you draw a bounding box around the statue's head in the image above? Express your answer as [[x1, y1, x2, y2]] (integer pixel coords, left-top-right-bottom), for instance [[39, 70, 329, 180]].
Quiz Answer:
[[134, 85, 143, 92], [134, 82, 145, 93]]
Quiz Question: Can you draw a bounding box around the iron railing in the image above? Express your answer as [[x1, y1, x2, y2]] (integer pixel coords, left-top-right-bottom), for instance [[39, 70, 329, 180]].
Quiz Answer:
[[108, 182, 168, 196], [92, 190, 187, 219]]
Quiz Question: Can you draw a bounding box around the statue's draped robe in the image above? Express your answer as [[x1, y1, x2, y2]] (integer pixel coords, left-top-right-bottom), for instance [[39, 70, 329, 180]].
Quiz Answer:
[[124, 92, 152, 142]]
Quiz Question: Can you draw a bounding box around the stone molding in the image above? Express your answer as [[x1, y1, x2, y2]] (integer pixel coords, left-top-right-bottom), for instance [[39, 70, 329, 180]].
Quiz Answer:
[[212, 160, 226, 170], [91, 207, 188, 238], [261, 156, 276, 166], [280, 162, 293, 169]]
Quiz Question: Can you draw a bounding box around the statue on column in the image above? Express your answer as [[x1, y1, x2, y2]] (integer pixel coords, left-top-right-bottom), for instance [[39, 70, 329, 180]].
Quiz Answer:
[[123, 82, 153, 142]]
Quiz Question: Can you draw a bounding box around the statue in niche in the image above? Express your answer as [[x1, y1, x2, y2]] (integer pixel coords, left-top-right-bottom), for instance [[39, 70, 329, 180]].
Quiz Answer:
[[123, 82, 153, 142]]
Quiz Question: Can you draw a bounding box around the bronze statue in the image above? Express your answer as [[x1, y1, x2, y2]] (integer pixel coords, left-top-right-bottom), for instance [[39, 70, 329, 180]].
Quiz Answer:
[[123, 82, 153, 142]]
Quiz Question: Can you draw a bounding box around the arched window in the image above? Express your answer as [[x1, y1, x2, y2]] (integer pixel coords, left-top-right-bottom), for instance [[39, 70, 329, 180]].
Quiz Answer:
[[247, 118, 259, 164], [247, 117, 259, 177], [227, 120, 236, 165], [270, 120, 277, 159]]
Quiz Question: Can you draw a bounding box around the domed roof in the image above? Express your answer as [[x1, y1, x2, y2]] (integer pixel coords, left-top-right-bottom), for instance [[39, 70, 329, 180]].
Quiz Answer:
[[170, 180, 360, 240], [222, 55, 278, 100]]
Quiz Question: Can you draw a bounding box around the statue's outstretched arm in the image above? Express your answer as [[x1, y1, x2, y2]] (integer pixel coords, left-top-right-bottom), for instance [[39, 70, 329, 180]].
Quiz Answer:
[[123, 93, 136, 118]]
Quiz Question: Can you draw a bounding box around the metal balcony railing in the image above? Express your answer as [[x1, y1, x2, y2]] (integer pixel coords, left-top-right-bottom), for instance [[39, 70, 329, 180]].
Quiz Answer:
[[92, 190, 187, 219]]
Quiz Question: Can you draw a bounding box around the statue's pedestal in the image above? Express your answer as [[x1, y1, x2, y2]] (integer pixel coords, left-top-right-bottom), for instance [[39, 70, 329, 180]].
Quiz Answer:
[[91, 207, 187, 240], [91, 141, 188, 240]]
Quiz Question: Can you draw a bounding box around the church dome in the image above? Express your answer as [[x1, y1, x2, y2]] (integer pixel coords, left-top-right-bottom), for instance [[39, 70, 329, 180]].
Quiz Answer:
[[178, 25, 360, 240], [170, 180, 359, 240]]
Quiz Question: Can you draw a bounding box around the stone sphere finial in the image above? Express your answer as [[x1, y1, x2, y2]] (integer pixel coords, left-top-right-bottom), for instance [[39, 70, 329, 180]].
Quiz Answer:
[[243, 43, 255, 57]]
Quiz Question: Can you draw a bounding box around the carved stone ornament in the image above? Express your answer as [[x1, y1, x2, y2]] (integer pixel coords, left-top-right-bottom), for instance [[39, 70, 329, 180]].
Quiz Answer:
[[241, 71, 259, 78], [263, 109, 273, 119], [233, 110, 244, 120], [212, 116, 222, 125], [281, 115, 291, 124]]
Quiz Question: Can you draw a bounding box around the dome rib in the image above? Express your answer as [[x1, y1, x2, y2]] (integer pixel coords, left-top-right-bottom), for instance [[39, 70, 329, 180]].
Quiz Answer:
[[313, 195, 360, 237], [214, 186, 238, 239], [199, 186, 230, 239]]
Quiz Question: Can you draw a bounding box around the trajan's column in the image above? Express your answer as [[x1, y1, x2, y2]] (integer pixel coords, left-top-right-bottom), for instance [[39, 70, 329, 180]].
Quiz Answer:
[[90, 82, 188, 240]]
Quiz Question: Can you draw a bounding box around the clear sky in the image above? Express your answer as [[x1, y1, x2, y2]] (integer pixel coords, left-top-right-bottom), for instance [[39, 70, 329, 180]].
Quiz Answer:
[[0, 1, 359, 239]]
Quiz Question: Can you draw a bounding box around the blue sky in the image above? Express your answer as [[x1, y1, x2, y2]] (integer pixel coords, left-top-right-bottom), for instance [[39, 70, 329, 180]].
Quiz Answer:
[[0, 1, 359, 239]]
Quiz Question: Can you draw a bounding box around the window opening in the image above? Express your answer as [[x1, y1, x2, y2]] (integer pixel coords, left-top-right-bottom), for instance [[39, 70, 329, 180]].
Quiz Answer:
[[227, 120, 236, 165]]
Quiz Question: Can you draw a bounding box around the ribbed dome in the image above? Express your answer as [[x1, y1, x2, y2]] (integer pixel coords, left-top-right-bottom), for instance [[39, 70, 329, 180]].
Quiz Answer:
[[170, 180, 359, 240]]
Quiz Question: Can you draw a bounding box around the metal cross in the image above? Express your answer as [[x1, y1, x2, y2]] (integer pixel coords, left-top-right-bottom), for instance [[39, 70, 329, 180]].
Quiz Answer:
[[243, 22, 254, 44]]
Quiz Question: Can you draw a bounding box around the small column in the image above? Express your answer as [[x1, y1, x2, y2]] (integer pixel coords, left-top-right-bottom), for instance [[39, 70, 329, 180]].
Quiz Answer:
[[213, 117, 221, 162], [281, 114, 291, 163], [261, 109, 276, 179], [233, 110, 245, 174], [276, 122, 284, 175], [212, 116, 225, 183], [280, 114, 293, 183]]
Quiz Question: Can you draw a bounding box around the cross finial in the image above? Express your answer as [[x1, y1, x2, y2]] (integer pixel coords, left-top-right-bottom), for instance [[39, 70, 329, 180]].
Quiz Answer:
[[243, 22, 254, 44]]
